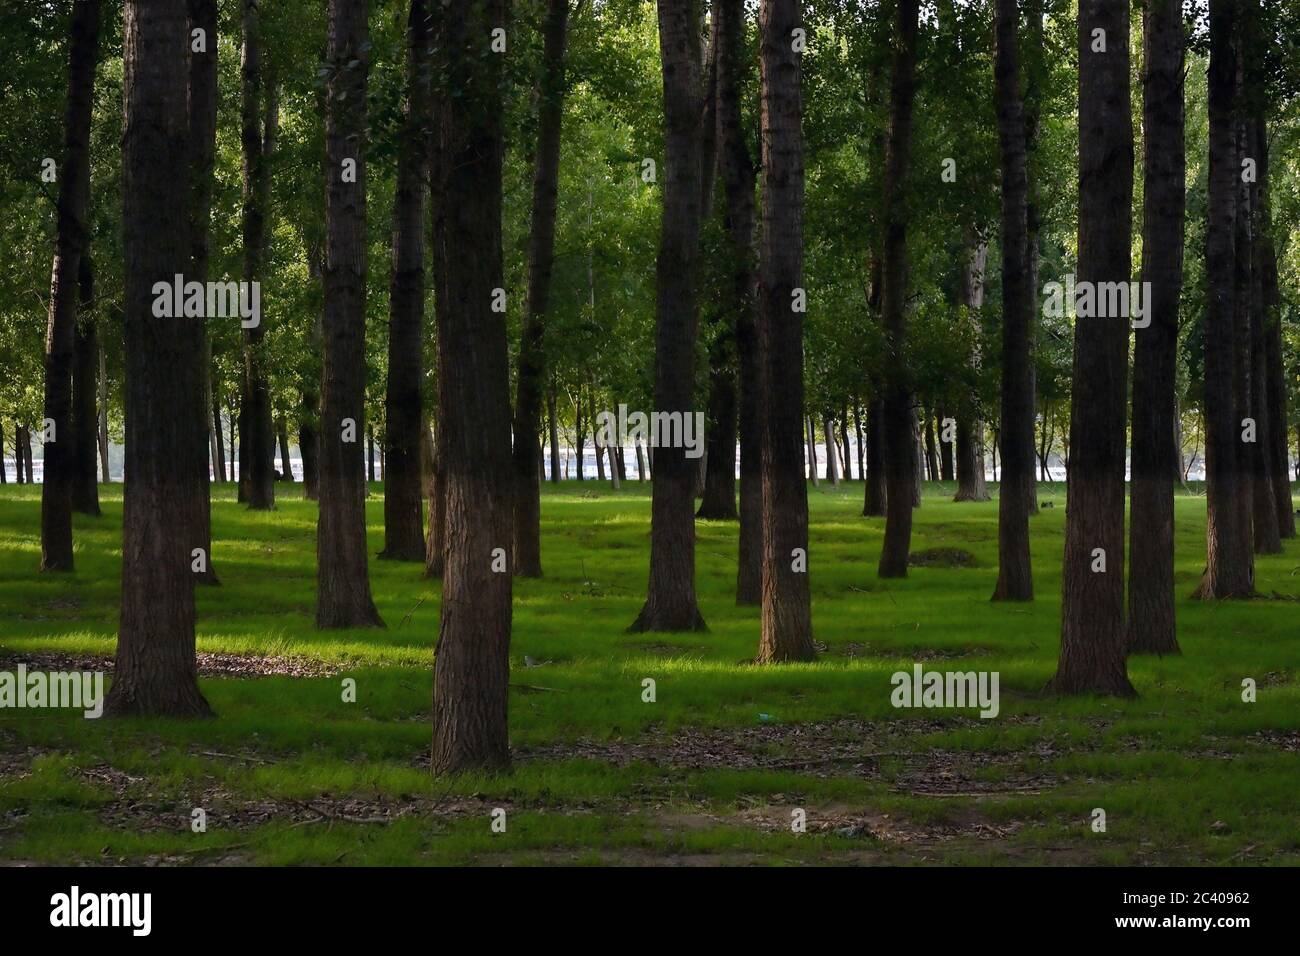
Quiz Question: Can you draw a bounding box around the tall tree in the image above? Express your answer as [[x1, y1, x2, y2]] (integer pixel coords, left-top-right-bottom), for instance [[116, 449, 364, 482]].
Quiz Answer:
[[430, 0, 514, 774], [39, 0, 102, 571], [876, 0, 920, 578], [991, 0, 1033, 601], [381, 0, 432, 563], [239, 0, 276, 511], [317, 0, 384, 629], [70, 253, 100, 515], [711, 0, 761, 602], [511, 0, 572, 576], [755, 0, 814, 661], [1258, 120, 1295, 538], [629, 0, 707, 632], [1049, 0, 1135, 696], [1128, 0, 1185, 654], [188, 0, 220, 584], [1195, 0, 1254, 599], [953, 242, 990, 503], [106, 0, 211, 717]]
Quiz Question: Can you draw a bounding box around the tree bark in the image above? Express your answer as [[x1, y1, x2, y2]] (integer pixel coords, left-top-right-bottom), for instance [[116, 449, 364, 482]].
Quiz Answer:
[[991, 0, 1034, 601], [317, 0, 384, 629], [754, 0, 814, 661], [1196, 0, 1254, 599], [1128, 0, 1184, 653], [1050, 0, 1135, 696], [71, 254, 101, 515], [40, 0, 102, 571], [1248, 111, 1281, 553], [876, 0, 920, 578], [1258, 121, 1294, 537], [863, 398, 887, 516], [277, 416, 293, 480], [430, 0, 514, 774], [629, 0, 708, 632], [107, 0, 211, 718]]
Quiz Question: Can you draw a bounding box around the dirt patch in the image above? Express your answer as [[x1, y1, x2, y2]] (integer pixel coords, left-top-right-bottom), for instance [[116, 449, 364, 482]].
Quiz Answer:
[[741, 802, 1022, 845], [0, 650, 340, 679], [908, 548, 979, 568]]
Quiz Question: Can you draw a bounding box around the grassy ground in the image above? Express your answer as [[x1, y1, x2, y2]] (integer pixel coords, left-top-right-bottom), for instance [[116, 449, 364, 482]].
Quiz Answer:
[[1, 478, 1298, 865]]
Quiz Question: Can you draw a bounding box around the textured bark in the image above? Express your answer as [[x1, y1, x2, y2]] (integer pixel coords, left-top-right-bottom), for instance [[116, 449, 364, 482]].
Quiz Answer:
[[430, 0, 514, 774], [317, 0, 384, 629], [1259, 122, 1294, 537], [71, 254, 101, 516], [106, 0, 211, 718], [381, 0, 431, 563], [697, 341, 739, 517], [1248, 111, 1280, 554], [754, 0, 814, 663], [629, 0, 707, 633], [188, 0, 220, 584], [1196, 0, 1254, 599], [876, 0, 919, 579], [991, 0, 1033, 601], [239, 0, 276, 511], [1128, 0, 1184, 653], [1050, 0, 1135, 697], [40, 0, 101, 572], [863, 398, 887, 515]]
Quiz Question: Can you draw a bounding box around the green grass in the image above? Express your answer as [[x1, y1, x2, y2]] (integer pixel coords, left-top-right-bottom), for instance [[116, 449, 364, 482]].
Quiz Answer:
[[1, 478, 1299, 865]]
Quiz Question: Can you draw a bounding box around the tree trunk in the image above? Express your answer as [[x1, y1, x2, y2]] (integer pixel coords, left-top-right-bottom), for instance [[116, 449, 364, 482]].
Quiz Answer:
[[954, 239, 991, 502], [922, 409, 938, 483], [1128, 0, 1184, 653], [755, 0, 814, 662], [823, 415, 841, 485], [911, 404, 923, 506], [862, 398, 887, 516], [423, 422, 446, 578], [1195, 0, 1254, 599], [629, 0, 708, 633], [547, 385, 561, 484], [40, 0, 101, 571], [0, 425, 6, 483], [71, 254, 101, 515], [1259, 121, 1294, 537], [991, 0, 1034, 601], [1050, 0, 1135, 696], [697, 346, 739, 517], [876, 0, 920, 578], [512, 0, 570, 574], [379, 0, 432, 562], [106, 0, 211, 718], [1249, 112, 1281, 553], [938, 407, 954, 481], [277, 417, 293, 481], [188, 0, 220, 584], [317, 0, 384, 629], [430, 0, 514, 774]]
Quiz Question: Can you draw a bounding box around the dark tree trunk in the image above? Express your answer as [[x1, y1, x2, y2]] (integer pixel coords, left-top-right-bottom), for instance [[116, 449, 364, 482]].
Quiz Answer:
[[938, 407, 954, 481], [911, 404, 923, 506], [317, 0, 384, 629], [823, 415, 840, 485], [430, 0, 514, 774], [511, 0, 569, 575], [573, 400, 585, 480], [697, 345, 739, 517], [840, 410, 853, 481], [239, 0, 276, 511], [1128, 0, 1184, 653], [212, 388, 226, 482], [1259, 122, 1294, 537], [1050, 0, 1135, 696], [876, 0, 920, 578], [547, 385, 561, 484], [381, 0, 432, 563], [629, 0, 707, 632], [40, 0, 101, 571], [922, 410, 938, 483], [277, 417, 293, 481], [863, 398, 887, 516], [106, 0, 211, 718], [21, 427, 34, 483], [188, 0, 220, 584], [0, 425, 6, 483], [805, 417, 819, 486], [367, 425, 375, 481], [954, 240, 991, 502], [1196, 0, 1254, 599], [423, 423, 446, 578], [991, 0, 1033, 601], [716, 0, 761, 602], [71, 254, 101, 515], [1248, 113, 1280, 554], [755, 0, 814, 662]]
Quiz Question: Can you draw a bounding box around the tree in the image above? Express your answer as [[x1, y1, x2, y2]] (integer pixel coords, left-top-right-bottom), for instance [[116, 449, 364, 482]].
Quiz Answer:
[[713, 0, 761, 602], [628, 0, 707, 632], [1195, 0, 1254, 599], [755, 0, 813, 661], [70, 253, 99, 515], [953, 241, 990, 503], [1049, 0, 1135, 697], [430, 0, 514, 773], [876, 0, 920, 579], [1128, 0, 1184, 654], [381, 0, 432, 563], [511, 0, 573, 577], [316, 0, 384, 630], [1258, 118, 1295, 538], [239, 0, 277, 511], [39, 0, 101, 572], [991, 0, 1033, 602], [188, 0, 220, 584], [106, 0, 211, 717]]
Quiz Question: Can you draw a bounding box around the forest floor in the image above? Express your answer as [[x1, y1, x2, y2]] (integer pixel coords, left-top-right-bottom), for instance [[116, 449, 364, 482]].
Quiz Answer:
[[1, 479, 1299, 866]]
